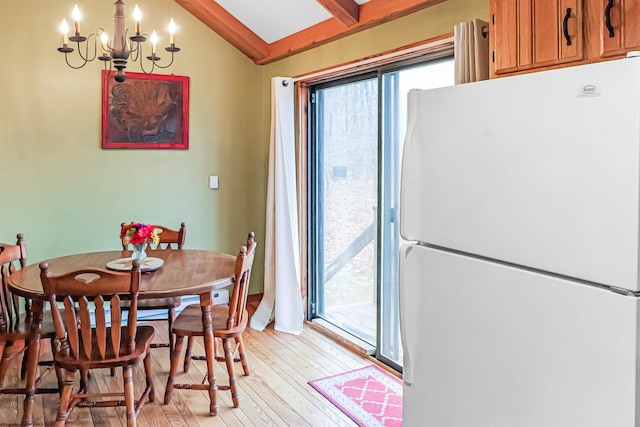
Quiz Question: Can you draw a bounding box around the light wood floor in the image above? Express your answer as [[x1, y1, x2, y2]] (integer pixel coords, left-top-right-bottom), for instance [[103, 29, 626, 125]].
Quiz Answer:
[[0, 305, 385, 426]]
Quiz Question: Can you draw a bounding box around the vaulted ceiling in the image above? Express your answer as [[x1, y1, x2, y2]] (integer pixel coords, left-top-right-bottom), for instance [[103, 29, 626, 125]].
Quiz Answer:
[[175, 0, 445, 64]]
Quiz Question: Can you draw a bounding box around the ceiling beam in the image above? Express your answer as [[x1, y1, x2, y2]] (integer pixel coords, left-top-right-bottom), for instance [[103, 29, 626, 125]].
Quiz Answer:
[[174, 0, 269, 62], [258, 0, 445, 64], [175, 0, 446, 65], [316, 0, 360, 26]]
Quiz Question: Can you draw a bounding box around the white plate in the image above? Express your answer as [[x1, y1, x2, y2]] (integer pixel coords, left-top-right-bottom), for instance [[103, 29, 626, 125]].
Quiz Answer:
[[106, 257, 164, 272]]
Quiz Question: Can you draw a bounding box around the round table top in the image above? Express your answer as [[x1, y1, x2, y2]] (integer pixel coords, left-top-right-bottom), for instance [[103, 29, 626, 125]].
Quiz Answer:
[[8, 249, 236, 300]]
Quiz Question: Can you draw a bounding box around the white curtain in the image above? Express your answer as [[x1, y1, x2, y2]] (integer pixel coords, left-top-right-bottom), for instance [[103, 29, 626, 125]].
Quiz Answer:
[[454, 19, 489, 84], [249, 77, 304, 335]]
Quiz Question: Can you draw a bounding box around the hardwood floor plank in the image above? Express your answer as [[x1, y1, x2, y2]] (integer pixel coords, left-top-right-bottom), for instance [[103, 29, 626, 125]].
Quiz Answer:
[[240, 332, 358, 426], [87, 369, 127, 427], [0, 306, 389, 426], [240, 360, 308, 426]]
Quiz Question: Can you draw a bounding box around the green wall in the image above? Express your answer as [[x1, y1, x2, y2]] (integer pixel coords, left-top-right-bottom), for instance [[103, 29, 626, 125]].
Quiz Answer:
[[0, 0, 266, 293], [1, 0, 487, 295]]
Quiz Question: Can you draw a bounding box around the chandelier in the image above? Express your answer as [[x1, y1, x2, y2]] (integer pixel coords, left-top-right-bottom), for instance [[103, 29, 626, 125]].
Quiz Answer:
[[57, 1, 180, 83]]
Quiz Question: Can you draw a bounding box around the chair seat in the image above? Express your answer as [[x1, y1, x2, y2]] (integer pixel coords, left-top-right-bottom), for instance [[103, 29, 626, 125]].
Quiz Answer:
[[121, 297, 181, 310], [164, 235, 255, 412], [172, 304, 248, 337], [54, 325, 155, 370], [0, 309, 58, 342]]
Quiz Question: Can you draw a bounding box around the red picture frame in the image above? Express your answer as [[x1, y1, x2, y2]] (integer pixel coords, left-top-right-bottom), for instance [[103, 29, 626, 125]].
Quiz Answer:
[[101, 70, 189, 149]]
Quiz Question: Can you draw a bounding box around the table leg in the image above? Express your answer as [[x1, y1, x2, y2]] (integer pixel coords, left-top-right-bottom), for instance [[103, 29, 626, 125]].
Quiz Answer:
[[200, 291, 218, 416], [22, 299, 43, 427]]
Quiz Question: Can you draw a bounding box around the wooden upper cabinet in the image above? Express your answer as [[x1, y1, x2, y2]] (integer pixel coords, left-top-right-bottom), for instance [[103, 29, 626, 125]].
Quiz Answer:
[[491, 0, 640, 77], [492, 0, 584, 76], [491, 0, 519, 73], [597, 0, 640, 57], [531, 0, 583, 65]]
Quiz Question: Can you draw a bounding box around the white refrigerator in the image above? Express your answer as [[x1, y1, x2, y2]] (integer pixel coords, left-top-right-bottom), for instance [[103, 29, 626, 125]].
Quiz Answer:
[[399, 57, 640, 427]]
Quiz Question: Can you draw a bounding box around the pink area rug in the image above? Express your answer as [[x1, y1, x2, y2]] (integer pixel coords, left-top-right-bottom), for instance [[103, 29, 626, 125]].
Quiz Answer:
[[309, 365, 402, 427]]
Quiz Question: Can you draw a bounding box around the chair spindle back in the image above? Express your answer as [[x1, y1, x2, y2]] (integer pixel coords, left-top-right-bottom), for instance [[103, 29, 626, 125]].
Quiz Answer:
[[0, 234, 27, 333], [39, 261, 142, 361], [226, 232, 256, 330]]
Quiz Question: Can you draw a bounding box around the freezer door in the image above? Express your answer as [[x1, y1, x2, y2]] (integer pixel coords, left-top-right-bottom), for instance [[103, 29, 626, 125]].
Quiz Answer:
[[400, 244, 640, 427], [400, 58, 640, 291]]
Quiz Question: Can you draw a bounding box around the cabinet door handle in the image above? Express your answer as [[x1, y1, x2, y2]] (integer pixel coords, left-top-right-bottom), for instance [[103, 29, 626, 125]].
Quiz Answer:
[[563, 8, 572, 46], [605, 0, 615, 37]]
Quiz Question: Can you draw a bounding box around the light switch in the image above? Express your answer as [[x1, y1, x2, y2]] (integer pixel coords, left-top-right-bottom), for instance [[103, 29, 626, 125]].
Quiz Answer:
[[209, 176, 219, 189]]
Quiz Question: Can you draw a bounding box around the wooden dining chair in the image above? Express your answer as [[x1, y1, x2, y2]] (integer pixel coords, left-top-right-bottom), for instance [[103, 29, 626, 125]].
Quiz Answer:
[[39, 260, 155, 427], [164, 232, 256, 409], [0, 234, 61, 395], [121, 222, 186, 357]]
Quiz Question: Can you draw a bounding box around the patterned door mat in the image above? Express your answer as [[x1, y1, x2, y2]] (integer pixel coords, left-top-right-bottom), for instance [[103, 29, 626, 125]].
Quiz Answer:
[[309, 365, 402, 427]]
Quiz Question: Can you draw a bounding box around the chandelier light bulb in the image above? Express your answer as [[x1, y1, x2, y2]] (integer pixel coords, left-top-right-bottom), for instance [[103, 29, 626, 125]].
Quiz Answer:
[[101, 32, 109, 55], [72, 4, 81, 21], [150, 30, 158, 55], [133, 4, 142, 34], [133, 4, 141, 21], [168, 18, 176, 45], [60, 19, 69, 45], [60, 18, 69, 34], [72, 4, 81, 34]]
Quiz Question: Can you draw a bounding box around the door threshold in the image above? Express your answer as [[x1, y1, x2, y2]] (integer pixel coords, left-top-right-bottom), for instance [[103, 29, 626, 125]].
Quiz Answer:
[[306, 318, 375, 356]]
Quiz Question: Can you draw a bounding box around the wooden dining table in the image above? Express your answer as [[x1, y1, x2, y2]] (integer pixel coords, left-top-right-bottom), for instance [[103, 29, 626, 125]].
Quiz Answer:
[[8, 249, 236, 426]]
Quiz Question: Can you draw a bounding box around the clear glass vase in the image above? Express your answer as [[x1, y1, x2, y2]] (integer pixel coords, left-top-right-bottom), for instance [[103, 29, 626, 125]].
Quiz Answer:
[[131, 243, 147, 262]]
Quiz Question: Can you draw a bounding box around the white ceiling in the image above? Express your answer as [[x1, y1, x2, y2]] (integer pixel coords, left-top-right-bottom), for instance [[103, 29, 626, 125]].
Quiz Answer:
[[215, 0, 370, 44]]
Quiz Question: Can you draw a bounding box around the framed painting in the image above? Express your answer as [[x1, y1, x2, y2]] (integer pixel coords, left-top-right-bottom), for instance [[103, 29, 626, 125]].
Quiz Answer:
[[101, 71, 189, 149]]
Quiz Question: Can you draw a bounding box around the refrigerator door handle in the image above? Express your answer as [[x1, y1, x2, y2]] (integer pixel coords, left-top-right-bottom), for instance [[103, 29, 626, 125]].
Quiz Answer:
[[399, 245, 414, 386], [399, 90, 420, 242]]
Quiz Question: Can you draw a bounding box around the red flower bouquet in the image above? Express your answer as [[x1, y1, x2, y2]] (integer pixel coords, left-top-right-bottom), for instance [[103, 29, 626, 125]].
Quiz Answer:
[[120, 222, 160, 246]]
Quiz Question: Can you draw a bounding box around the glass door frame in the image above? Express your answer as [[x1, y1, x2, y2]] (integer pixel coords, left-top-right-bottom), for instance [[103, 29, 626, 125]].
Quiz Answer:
[[308, 69, 403, 370], [307, 71, 379, 323], [306, 51, 454, 372]]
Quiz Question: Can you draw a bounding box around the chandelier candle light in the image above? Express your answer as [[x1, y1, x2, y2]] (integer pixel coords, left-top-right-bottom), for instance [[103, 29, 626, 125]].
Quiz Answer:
[[58, 1, 180, 83], [120, 222, 160, 262]]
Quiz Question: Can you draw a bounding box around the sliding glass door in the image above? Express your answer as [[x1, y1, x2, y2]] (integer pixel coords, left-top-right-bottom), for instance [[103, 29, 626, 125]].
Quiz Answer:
[[309, 56, 454, 370], [309, 75, 379, 344]]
